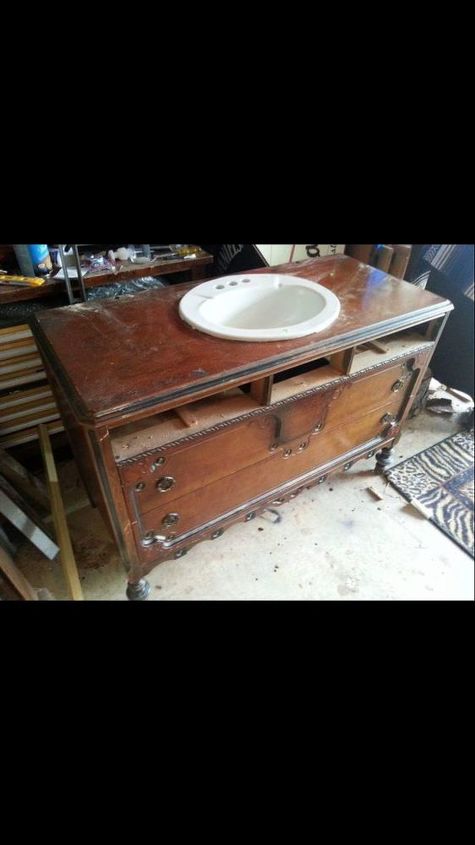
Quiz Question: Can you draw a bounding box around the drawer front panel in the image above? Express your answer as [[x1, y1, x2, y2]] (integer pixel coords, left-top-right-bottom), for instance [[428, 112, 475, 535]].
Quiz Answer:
[[119, 381, 342, 513], [122, 357, 419, 517], [133, 400, 402, 554], [326, 360, 415, 429]]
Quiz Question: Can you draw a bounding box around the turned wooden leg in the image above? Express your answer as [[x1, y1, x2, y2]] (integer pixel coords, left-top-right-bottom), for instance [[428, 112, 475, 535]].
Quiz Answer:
[[375, 445, 395, 473], [126, 578, 151, 601]]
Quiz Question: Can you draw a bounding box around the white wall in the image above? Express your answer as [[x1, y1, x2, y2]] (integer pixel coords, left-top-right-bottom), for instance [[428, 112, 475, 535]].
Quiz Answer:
[[256, 244, 345, 266]]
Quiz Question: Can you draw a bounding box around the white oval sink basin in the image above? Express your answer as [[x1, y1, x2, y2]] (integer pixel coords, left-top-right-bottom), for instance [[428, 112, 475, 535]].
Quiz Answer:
[[179, 273, 340, 342]]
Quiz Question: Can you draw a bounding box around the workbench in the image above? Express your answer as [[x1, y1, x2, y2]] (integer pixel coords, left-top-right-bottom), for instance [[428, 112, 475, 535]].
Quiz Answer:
[[0, 250, 214, 305]]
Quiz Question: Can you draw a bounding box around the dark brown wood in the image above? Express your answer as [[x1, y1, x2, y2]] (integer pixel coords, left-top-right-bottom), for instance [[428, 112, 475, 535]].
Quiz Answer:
[[345, 245, 375, 264], [389, 245, 412, 280], [31, 256, 452, 428], [30, 255, 453, 598], [0, 277, 63, 305], [190, 262, 211, 282], [79, 252, 214, 289], [373, 245, 394, 272]]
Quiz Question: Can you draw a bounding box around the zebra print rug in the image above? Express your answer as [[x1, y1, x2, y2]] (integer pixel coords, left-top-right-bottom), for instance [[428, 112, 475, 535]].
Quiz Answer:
[[386, 429, 474, 557]]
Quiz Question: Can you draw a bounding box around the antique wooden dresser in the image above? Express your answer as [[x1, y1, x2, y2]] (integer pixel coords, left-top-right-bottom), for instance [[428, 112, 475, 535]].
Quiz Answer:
[[31, 256, 453, 599]]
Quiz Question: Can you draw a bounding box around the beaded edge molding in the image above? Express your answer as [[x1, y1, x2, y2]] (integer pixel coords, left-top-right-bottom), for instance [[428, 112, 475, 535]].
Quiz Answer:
[[115, 346, 429, 466]]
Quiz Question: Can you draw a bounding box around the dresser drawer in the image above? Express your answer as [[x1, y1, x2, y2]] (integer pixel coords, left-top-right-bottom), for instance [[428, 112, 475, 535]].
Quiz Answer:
[[326, 360, 415, 429], [132, 399, 402, 555], [121, 358, 418, 523], [119, 379, 343, 513]]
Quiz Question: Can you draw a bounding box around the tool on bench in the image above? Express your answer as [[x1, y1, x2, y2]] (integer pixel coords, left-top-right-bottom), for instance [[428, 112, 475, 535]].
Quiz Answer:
[[0, 274, 45, 287]]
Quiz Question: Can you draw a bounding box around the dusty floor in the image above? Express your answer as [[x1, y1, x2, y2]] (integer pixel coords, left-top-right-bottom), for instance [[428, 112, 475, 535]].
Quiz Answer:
[[11, 405, 474, 601]]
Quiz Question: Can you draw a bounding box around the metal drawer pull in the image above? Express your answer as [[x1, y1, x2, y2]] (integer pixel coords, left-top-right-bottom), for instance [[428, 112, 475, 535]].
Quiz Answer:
[[135, 481, 145, 492], [343, 462, 353, 471], [283, 448, 292, 458], [318, 475, 327, 484], [382, 413, 396, 425], [142, 530, 167, 547], [151, 456, 166, 471], [391, 379, 404, 392], [162, 512, 180, 527], [245, 512, 256, 521], [211, 528, 224, 540], [156, 476, 176, 492], [314, 421, 323, 432]]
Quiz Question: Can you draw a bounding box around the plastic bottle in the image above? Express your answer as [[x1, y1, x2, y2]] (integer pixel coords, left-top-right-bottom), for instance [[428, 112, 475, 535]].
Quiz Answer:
[[28, 244, 52, 275], [13, 244, 35, 277]]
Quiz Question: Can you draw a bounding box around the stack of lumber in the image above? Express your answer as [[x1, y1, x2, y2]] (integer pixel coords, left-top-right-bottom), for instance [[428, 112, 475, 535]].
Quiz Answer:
[[0, 324, 63, 448]]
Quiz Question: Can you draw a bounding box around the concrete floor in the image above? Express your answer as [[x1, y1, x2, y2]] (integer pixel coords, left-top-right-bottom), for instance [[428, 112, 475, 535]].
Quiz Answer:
[[12, 406, 474, 601]]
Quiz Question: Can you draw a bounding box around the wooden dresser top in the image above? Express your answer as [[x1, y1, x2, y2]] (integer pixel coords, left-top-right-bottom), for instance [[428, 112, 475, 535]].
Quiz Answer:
[[32, 255, 452, 426]]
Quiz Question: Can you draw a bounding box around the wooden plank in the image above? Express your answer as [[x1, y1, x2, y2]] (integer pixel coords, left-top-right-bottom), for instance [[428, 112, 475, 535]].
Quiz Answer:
[[0, 386, 53, 410], [0, 370, 47, 390], [358, 340, 389, 354], [0, 447, 50, 510], [345, 245, 375, 264], [0, 480, 59, 560], [250, 376, 273, 405], [0, 340, 38, 360], [38, 424, 83, 600], [0, 410, 61, 436], [389, 245, 412, 280], [0, 544, 39, 600], [0, 325, 32, 341], [0, 352, 43, 375], [373, 245, 394, 272], [174, 405, 199, 427], [0, 524, 17, 556], [0, 336, 35, 350], [329, 348, 355, 374], [0, 420, 64, 449], [0, 398, 57, 423]]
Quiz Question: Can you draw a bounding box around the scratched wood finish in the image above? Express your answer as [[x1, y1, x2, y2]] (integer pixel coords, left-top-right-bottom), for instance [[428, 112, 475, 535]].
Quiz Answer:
[[118, 358, 414, 515], [30, 256, 453, 593], [31, 256, 451, 427], [133, 401, 405, 554]]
